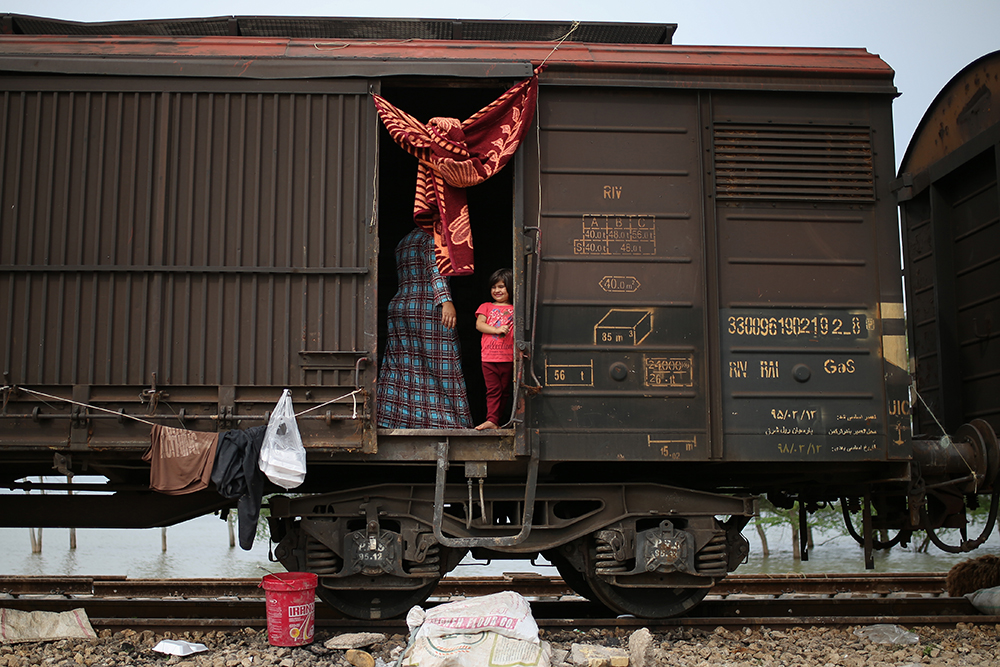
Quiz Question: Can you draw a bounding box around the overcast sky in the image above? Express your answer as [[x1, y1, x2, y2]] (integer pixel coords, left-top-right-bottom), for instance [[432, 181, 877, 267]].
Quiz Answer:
[[5, 0, 998, 168]]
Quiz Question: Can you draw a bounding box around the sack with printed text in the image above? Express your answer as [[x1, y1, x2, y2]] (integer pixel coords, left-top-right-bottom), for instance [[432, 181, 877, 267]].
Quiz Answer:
[[400, 592, 549, 667]]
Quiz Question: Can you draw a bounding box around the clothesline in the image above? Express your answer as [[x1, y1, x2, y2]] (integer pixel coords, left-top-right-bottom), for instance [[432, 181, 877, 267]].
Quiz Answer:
[[11, 385, 160, 426], [538, 21, 580, 68], [1, 385, 361, 427], [294, 389, 360, 419], [310, 23, 579, 57]]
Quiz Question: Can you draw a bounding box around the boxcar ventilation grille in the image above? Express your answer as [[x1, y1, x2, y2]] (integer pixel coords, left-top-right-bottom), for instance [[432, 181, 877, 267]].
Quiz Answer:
[[713, 124, 875, 202]]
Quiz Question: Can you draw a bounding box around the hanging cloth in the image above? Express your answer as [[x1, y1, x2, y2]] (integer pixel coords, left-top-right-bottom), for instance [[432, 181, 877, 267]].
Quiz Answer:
[[372, 70, 540, 276], [211, 425, 267, 551], [143, 425, 219, 496]]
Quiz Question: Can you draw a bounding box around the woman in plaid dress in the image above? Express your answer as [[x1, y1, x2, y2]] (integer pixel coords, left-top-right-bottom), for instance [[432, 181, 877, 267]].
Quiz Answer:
[[376, 228, 472, 429]]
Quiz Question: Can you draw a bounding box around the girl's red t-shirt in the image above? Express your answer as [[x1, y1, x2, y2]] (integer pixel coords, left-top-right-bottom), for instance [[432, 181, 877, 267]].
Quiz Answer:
[[476, 302, 514, 362]]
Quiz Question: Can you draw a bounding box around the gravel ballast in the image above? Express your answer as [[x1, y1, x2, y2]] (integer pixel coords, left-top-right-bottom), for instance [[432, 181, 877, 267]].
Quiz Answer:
[[1, 623, 998, 667]]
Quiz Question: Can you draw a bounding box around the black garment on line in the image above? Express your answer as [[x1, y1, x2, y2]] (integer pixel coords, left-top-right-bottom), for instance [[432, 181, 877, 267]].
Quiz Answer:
[[211, 425, 267, 551]]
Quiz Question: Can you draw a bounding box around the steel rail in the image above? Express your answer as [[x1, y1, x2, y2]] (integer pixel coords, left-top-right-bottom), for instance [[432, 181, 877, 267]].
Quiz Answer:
[[0, 597, 994, 634], [0, 572, 951, 599], [4, 572, 987, 634]]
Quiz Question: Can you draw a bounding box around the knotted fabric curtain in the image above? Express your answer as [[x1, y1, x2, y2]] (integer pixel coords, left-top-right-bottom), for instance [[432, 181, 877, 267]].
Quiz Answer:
[[372, 71, 539, 276]]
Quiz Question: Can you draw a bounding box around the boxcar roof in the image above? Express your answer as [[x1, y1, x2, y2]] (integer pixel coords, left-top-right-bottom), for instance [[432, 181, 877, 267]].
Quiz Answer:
[[0, 15, 896, 94], [899, 49, 1000, 180], [1, 14, 677, 44]]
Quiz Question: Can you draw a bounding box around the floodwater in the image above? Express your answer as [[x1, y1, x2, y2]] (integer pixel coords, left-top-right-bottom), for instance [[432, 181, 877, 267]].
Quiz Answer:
[[2, 513, 998, 579]]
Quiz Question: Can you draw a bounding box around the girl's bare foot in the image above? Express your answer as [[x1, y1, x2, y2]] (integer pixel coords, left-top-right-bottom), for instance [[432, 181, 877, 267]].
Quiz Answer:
[[475, 420, 498, 430]]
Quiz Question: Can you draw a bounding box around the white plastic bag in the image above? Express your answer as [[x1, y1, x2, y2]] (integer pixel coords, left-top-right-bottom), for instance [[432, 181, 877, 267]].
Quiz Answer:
[[259, 389, 306, 489], [852, 624, 919, 645], [152, 640, 210, 656]]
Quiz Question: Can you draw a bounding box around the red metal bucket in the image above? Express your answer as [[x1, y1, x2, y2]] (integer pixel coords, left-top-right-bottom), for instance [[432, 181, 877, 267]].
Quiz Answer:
[[259, 572, 318, 646]]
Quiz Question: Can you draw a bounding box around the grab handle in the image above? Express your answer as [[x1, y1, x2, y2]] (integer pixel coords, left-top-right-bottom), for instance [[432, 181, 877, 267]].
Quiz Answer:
[[432, 438, 538, 548]]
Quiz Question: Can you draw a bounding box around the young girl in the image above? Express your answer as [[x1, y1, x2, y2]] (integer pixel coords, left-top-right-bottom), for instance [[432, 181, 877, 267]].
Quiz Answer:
[[474, 269, 514, 430]]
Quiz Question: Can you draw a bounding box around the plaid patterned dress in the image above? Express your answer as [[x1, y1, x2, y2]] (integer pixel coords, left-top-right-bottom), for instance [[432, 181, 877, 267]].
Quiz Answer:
[[376, 229, 472, 429]]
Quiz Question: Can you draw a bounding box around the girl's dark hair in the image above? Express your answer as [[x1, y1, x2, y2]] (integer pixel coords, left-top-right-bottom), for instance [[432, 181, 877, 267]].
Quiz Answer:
[[488, 268, 513, 299]]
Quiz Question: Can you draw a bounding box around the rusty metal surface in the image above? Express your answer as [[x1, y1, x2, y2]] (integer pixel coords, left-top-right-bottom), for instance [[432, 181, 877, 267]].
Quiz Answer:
[[714, 124, 874, 201], [8, 573, 986, 632], [1, 573, 947, 599], [0, 82, 371, 388], [531, 85, 707, 462], [712, 91, 903, 464], [899, 50, 1000, 178], [898, 51, 1000, 437], [13, 573, 982, 630], [710, 572, 946, 595], [0, 35, 895, 93], [529, 83, 900, 465]]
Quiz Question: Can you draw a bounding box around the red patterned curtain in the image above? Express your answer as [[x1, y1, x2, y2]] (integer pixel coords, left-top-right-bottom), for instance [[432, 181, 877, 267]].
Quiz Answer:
[[373, 71, 540, 276]]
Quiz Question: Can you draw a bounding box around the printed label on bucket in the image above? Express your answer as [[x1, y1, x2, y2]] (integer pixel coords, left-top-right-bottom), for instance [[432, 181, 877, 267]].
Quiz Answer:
[[287, 604, 313, 640], [287, 603, 312, 618], [265, 593, 315, 646]]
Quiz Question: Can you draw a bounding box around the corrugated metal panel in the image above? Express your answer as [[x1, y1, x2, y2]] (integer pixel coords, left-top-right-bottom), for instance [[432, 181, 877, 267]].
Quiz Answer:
[[714, 124, 875, 201], [4, 15, 233, 36], [898, 51, 1000, 437], [456, 21, 672, 44], [0, 81, 371, 390], [717, 206, 884, 460], [530, 87, 708, 461], [709, 96, 890, 461], [948, 158, 1000, 422], [239, 17, 454, 40], [3, 14, 676, 44], [904, 149, 1000, 434]]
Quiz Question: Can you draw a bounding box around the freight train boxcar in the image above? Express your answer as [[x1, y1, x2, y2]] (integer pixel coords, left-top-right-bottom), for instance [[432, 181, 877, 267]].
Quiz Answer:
[[1, 15, 996, 620], [897, 49, 1000, 440]]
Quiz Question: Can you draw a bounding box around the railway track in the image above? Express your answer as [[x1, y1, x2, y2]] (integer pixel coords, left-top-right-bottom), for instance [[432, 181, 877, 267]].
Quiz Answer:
[[1, 573, 996, 632]]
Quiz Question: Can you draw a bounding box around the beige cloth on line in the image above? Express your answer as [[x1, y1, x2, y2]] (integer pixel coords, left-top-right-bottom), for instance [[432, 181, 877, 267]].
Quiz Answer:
[[143, 424, 219, 495]]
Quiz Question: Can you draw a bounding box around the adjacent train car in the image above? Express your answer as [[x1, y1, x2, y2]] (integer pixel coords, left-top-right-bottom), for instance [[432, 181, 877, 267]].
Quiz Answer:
[[1, 15, 996, 620], [896, 49, 1000, 441]]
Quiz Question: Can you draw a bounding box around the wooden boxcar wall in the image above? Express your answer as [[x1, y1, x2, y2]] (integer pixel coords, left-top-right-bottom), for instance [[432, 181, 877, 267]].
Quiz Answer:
[[0, 76, 376, 450]]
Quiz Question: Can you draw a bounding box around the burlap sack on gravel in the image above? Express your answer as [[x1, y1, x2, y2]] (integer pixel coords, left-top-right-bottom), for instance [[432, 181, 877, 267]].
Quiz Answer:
[[0, 608, 97, 644]]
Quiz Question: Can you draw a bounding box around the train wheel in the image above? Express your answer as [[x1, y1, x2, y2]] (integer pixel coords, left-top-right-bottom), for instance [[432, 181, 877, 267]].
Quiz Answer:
[[579, 523, 715, 617], [544, 549, 599, 603], [582, 573, 709, 618], [316, 579, 440, 620], [278, 525, 458, 620]]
